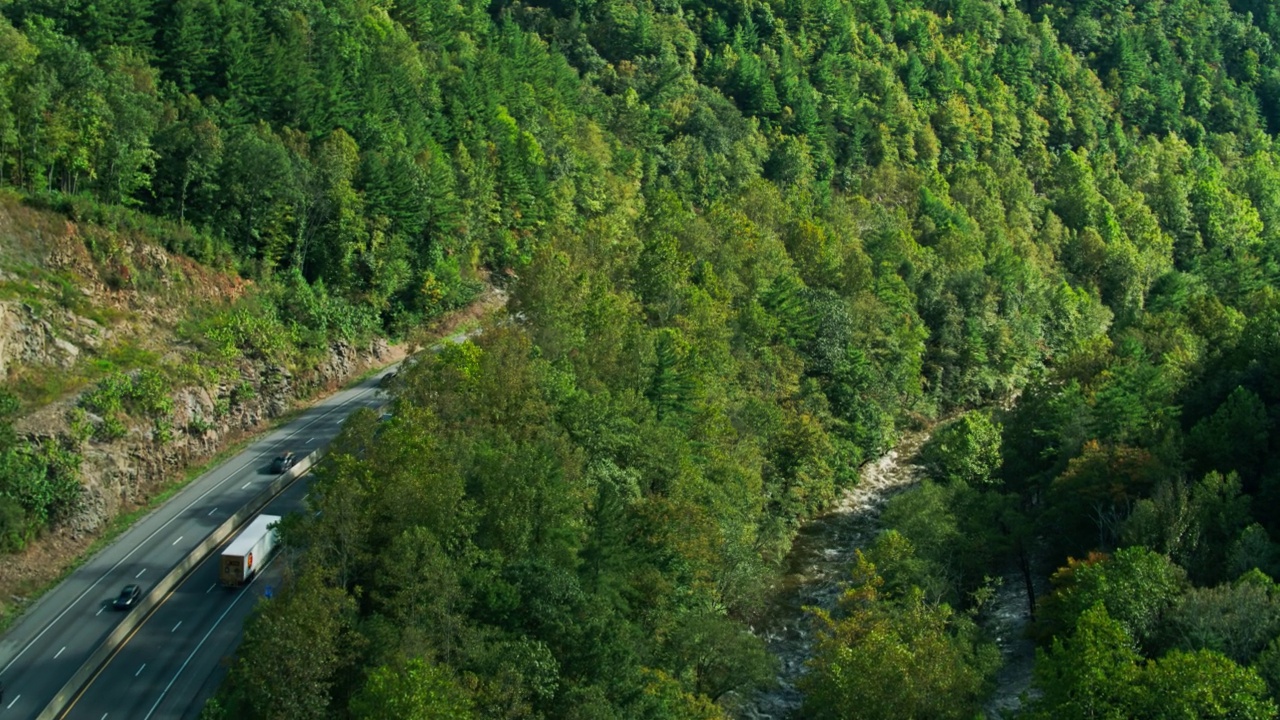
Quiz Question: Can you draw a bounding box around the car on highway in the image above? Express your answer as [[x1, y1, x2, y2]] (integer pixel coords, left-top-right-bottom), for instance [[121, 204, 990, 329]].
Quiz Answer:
[[112, 584, 141, 610], [269, 451, 297, 474]]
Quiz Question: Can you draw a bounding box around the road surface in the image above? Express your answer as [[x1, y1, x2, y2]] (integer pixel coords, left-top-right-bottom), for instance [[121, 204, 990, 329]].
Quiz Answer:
[[62, 480, 307, 720], [0, 367, 396, 719]]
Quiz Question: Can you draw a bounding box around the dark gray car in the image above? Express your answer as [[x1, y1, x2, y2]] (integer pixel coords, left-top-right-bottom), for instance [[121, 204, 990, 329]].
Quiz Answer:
[[270, 451, 297, 474], [113, 584, 141, 610]]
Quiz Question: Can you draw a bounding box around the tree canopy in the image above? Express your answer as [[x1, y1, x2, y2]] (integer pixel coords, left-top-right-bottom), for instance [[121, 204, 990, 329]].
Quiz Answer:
[[5, 0, 1280, 716]]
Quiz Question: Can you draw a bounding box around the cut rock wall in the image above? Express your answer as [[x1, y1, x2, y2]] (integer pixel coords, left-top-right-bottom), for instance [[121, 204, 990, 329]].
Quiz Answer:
[[16, 338, 395, 539]]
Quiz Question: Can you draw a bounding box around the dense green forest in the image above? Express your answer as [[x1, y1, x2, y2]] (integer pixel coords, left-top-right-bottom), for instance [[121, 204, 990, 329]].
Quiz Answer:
[[5, 0, 1280, 716]]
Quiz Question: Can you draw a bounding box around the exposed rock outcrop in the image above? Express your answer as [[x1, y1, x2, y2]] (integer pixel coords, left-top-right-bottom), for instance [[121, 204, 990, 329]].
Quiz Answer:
[[18, 339, 398, 539], [0, 301, 85, 375]]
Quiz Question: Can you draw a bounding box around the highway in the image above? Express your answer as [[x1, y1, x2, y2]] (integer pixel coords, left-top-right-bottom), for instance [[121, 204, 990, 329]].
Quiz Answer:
[[0, 366, 396, 720], [62, 480, 306, 720]]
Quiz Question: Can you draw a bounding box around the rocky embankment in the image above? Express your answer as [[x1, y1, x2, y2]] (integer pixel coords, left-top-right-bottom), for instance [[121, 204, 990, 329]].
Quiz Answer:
[[0, 199, 431, 615], [16, 338, 398, 538], [1, 336, 400, 611]]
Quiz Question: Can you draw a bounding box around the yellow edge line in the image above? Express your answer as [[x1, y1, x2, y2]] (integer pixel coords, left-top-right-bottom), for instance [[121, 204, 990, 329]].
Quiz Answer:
[[58, 566, 197, 718]]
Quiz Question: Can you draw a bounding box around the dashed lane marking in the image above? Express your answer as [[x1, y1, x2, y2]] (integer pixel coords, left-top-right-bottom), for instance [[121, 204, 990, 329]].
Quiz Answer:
[[1, 369, 395, 686], [144, 555, 279, 719]]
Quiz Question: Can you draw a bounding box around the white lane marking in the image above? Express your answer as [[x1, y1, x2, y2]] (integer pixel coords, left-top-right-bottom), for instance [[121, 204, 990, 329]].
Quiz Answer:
[[144, 555, 279, 720], [241, 481, 252, 489], [307, 437, 314, 444], [206, 584, 216, 594], [207, 507, 217, 516], [0, 370, 389, 676], [136, 663, 146, 677], [135, 568, 147, 579], [101, 713, 108, 720], [54, 645, 66, 659], [6, 695, 18, 709], [96, 606, 105, 616], [301, 493, 309, 502], [171, 536, 183, 546], [172, 621, 182, 633]]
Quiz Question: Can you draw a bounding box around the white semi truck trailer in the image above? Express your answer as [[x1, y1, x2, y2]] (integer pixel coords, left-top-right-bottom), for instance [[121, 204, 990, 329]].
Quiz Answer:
[[219, 514, 281, 586]]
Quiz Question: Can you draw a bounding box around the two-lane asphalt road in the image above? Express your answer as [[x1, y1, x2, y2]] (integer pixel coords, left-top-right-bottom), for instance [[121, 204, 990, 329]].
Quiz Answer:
[[0, 367, 396, 720]]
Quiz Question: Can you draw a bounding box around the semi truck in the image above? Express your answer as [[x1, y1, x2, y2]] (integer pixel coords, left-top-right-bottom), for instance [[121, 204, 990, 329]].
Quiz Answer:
[[219, 514, 281, 586]]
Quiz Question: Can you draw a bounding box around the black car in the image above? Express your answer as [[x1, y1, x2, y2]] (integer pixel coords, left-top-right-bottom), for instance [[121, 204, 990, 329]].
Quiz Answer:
[[113, 584, 141, 610], [270, 451, 297, 474]]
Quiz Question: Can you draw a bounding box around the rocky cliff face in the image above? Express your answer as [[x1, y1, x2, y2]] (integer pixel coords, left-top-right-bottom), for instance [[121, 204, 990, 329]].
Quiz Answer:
[[0, 198, 404, 544], [0, 298, 103, 376], [0, 198, 498, 612], [16, 338, 397, 540]]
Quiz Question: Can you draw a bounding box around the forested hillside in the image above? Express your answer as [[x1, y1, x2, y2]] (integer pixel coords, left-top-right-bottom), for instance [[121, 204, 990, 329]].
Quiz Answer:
[[3, 0, 1280, 717]]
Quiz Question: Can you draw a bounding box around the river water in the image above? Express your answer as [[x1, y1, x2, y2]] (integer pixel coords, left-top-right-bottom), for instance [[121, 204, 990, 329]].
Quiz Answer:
[[735, 430, 1036, 719]]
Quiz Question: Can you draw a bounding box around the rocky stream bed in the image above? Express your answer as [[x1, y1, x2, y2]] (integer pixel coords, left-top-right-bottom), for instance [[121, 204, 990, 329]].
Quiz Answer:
[[737, 430, 1036, 719]]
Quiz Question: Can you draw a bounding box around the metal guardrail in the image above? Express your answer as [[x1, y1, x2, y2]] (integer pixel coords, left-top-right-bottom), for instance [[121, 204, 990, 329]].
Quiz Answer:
[[37, 447, 326, 720]]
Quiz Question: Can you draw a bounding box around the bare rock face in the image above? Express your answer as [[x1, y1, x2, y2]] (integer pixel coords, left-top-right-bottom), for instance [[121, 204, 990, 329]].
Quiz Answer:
[[0, 301, 79, 375], [53, 339, 394, 536], [71, 316, 106, 349], [173, 386, 215, 429], [0, 298, 112, 380], [75, 446, 139, 534], [263, 365, 293, 417], [73, 483, 110, 537], [322, 341, 357, 385]]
